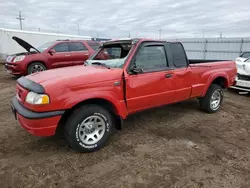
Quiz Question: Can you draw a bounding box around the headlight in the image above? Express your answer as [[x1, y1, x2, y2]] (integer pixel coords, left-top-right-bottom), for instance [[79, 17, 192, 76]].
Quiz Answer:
[[25, 91, 50, 105], [13, 55, 25, 62]]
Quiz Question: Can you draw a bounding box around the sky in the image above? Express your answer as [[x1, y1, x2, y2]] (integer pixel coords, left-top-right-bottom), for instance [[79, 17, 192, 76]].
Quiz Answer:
[[1, 0, 250, 39]]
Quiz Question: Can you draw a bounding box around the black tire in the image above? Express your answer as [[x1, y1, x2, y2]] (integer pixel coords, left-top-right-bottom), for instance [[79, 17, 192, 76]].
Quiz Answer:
[[199, 84, 224, 113], [64, 104, 114, 153], [27, 62, 46, 75]]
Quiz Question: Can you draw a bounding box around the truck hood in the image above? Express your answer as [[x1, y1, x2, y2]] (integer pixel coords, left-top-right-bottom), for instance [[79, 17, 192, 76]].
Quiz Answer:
[[12, 36, 40, 53], [236, 60, 250, 75], [26, 65, 123, 88]]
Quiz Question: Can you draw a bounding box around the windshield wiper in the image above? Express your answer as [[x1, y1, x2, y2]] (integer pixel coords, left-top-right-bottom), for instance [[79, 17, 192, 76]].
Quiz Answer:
[[91, 62, 110, 69]]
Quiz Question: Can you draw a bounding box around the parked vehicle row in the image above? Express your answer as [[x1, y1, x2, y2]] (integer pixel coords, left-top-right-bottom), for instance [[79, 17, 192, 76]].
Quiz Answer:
[[230, 52, 250, 92], [5, 36, 100, 75], [10, 38, 237, 153]]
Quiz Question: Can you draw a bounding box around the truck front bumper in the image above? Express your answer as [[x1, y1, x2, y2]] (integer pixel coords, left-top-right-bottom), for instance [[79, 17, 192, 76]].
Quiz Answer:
[[230, 78, 250, 92], [11, 97, 65, 136]]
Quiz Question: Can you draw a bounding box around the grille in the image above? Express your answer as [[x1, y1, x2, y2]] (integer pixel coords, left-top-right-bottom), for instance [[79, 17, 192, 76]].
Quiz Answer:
[[238, 74, 250, 81]]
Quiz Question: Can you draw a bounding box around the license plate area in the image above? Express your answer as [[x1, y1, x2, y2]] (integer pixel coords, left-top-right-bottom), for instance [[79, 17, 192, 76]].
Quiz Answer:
[[5, 64, 11, 73], [236, 80, 250, 88]]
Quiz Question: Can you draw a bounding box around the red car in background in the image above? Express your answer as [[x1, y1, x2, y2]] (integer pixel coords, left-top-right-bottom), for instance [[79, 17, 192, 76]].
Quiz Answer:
[[5, 37, 100, 75]]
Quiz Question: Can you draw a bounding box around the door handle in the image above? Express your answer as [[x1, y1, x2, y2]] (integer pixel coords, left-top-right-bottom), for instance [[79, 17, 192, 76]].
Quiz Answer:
[[176, 72, 185, 76], [65, 54, 71, 57], [165, 74, 172, 78], [176, 70, 191, 76]]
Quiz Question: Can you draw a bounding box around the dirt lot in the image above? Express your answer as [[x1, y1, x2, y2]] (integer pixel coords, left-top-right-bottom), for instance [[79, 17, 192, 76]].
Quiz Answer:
[[0, 64, 250, 188]]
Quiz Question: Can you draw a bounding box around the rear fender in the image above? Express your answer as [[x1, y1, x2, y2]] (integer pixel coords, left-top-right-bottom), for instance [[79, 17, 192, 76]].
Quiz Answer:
[[202, 73, 229, 96]]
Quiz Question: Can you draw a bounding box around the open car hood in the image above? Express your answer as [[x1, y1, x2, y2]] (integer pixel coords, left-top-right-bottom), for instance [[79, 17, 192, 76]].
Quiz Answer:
[[12, 36, 40, 53]]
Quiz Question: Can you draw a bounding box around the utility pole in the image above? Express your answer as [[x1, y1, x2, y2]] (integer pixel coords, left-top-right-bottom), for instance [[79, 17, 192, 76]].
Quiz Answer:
[[128, 31, 131, 38], [159, 28, 162, 39], [38, 28, 40, 32], [220, 32, 223, 38], [16, 11, 25, 30]]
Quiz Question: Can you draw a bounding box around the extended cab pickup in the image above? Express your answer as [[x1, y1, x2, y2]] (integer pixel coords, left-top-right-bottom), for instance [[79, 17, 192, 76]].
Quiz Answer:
[[11, 38, 237, 152]]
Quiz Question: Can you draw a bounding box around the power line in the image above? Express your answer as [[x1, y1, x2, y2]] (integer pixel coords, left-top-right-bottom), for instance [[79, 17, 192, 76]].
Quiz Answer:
[[16, 11, 25, 30]]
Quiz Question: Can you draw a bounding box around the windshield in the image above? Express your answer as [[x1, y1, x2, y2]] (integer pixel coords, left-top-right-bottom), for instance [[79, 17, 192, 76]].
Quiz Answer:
[[36, 41, 55, 52], [87, 42, 132, 68]]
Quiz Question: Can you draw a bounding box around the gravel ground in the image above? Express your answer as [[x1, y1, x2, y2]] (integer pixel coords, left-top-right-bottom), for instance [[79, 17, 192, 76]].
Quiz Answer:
[[0, 64, 250, 188]]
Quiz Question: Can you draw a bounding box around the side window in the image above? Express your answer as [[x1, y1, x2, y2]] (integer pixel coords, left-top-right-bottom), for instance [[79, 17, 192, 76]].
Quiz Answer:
[[69, 42, 87, 51], [135, 45, 167, 70], [87, 42, 100, 50], [53, 43, 69, 52], [169, 43, 188, 68], [241, 52, 250, 58]]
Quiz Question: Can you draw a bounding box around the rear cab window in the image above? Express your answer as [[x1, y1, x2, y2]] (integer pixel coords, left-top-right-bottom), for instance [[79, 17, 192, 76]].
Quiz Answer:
[[169, 43, 188, 68]]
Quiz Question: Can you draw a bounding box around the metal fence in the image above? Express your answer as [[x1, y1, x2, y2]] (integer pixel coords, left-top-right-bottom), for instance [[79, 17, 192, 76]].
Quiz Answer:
[[170, 38, 250, 60]]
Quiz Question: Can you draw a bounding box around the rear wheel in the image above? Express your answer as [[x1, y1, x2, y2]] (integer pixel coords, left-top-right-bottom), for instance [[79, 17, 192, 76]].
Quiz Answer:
[[27, 62, 46, 74], [64, 104, 114, 152], [199, 84, 224, 113]]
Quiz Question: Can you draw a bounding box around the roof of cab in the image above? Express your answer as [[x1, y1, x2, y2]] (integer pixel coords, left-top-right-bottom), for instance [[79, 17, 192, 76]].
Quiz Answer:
[[103, 38, 166, 45]]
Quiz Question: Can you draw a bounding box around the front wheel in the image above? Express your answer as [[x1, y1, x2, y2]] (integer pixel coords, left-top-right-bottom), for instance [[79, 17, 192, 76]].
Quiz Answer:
[[199, 84, 224, 113], [64, 105, 114, 152], [27, 62, 46, 74]]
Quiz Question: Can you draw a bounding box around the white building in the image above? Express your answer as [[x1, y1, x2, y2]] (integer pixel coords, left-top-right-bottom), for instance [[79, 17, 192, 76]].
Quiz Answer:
[[0, 28, 91, 62]]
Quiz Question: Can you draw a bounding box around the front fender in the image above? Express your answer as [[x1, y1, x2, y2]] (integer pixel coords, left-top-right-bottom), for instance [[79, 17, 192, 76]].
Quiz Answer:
[[60, 91, 127, 119]]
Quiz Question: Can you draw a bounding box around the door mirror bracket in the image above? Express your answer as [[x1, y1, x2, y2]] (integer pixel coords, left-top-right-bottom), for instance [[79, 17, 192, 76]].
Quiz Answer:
[[129, 60, 143, 74], [131, 66, 143, 74], [48, 49, 56, 55]]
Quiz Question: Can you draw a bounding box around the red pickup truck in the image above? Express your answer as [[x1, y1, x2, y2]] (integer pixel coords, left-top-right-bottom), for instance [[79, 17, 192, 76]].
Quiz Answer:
[[11, 38, 237, 152], [5, 36, 100, 75]]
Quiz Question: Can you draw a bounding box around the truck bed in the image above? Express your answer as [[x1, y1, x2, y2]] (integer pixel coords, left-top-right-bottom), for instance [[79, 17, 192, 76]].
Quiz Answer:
[[189, 59, 230, 64]]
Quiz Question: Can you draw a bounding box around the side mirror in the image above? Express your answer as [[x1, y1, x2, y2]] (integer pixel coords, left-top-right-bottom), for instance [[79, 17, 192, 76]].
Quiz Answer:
[[48, 49, 56, 55], [130, 65, 143, 74], [132, 67, 143, 74], [129, 59, 143, 74]]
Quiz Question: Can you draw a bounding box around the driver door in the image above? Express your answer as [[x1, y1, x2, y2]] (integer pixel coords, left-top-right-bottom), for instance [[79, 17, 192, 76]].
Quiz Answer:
[[125, 43, 176, 113], [48, 42, 73, 68]]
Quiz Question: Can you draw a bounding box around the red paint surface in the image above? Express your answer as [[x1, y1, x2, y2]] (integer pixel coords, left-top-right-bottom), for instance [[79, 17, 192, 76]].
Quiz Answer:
[[13, 38, 237, 136], [17, 113, 61, 136]]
